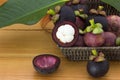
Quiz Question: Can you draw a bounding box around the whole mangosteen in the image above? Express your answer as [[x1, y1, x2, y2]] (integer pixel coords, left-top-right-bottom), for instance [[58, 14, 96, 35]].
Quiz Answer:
[[84, 33, 105, 47], [75, 17, 85, 30], [102, 32, 117, 46], [86, 6, 108, 31], [74, 35, 85, 47], [87, 49, 109, 77], [107, 15, 120, 36], [57, 5, 76, 24]]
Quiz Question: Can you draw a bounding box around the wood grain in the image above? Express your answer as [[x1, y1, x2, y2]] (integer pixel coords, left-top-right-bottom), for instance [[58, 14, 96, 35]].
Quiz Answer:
[[0, 29, 120, 80]]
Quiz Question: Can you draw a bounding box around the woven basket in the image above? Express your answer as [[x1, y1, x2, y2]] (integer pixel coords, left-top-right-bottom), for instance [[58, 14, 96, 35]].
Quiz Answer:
[[59, 0, 120, 61]]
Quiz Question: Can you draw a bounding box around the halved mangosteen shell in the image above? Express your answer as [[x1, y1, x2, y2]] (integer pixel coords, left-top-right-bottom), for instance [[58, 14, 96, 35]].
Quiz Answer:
[[33, 54, 60, 74], [52, 21, 79, 47]]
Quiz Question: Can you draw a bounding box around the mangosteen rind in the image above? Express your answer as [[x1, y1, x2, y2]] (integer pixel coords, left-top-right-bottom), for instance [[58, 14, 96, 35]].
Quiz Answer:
[[33, 54, 60, 74], [84, 33, 105, 47]]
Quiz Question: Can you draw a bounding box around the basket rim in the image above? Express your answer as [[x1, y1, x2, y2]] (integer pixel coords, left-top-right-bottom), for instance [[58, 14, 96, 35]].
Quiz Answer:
[[59, 46, 120, 49]]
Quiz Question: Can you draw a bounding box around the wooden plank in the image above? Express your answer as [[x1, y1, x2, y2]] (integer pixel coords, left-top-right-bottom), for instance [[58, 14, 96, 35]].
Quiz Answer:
[[0, 30, 120, 80], [0, 30, 62, 57], [0, 57, 120, 80]]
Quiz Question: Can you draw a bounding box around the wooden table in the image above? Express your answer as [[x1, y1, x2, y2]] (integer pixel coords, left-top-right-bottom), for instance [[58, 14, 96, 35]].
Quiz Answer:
[[0, 22, 120, 80]]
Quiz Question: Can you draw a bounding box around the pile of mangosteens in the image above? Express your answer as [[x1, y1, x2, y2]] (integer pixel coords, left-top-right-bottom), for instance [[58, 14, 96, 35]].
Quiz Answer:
[[46, 0, 120, 47], [32, 0, 120, 78]]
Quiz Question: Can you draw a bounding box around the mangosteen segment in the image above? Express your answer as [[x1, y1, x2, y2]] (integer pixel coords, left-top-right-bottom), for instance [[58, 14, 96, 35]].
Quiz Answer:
[[52, 21, 79, 47], [56, 24, 75, 43], [33, 54, 60, 74]]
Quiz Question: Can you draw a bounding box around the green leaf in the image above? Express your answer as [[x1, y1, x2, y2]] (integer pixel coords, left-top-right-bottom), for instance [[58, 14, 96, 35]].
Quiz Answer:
[[101, 0, 120, 12], [0, 0, 68, 28]]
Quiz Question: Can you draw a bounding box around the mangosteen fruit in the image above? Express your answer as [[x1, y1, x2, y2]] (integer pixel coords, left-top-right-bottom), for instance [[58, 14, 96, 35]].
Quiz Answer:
[[86, 16, 108, 31], [75, 17, 85, 29], [86, 6, 108, 31], [84, 33, 105, 47], [33, 54, 60, 74], [81, 19, 105, 47], [57, 5, 76, 24], [52, 21, 79, 47], [107, 15, 120, 36], [87, 49, 109, 77], [81, 19, 104, 34], [74, 35, 85, 47], [71, 4, 88, 14], [102, 32, 117, 46]]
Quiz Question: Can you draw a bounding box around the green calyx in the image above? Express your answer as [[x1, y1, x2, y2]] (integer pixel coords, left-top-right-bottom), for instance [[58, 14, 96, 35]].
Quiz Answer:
[[89, 6, 106, 16], [47, 9, 56, 16], [79, 19, 104, 34], [116, 37, 120, 46], [47, 5, 61, 23], [89, 49, 105, 62], [98, 6, 104, 11], [51, 14, 60, 23], [74, 10, 88, 19]]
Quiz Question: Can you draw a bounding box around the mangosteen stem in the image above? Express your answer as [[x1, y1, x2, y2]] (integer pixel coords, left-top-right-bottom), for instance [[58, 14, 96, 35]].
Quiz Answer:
[[90, 49, 106, 62], [47, 9, 56, 16], [89, 19, 96, 28], [74, 10, 80, 16], [97, 6, 104, 11]]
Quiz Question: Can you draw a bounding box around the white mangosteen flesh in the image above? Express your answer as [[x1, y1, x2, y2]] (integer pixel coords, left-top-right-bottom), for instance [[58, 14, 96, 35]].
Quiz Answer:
[[56, 24, 75, 43]]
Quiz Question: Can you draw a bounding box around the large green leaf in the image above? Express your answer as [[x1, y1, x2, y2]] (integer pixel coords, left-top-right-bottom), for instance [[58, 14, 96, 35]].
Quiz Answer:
[[101, 0, 120, 12], [0, 0, 68, 28]]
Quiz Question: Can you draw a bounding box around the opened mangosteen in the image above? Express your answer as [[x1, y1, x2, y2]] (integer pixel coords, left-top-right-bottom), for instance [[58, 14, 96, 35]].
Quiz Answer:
[[33, 54, 60, 74], [52, 21, 79, 47], [87, 49, 109, 77]]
